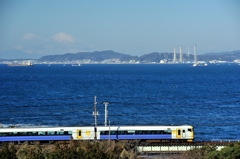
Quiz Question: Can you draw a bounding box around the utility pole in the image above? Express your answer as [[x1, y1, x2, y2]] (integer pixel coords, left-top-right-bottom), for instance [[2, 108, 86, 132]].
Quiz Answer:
[[108, 120, 110, 144], [103, 102, 109, 126], [93, 96, 99, 141]]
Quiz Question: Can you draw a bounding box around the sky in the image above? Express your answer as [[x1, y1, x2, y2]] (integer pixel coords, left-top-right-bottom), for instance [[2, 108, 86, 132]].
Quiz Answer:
[[0, 0, 240, 59]]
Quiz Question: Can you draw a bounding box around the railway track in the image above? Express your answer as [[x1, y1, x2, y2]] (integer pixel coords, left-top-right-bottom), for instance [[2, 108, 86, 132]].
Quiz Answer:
[[136, 140, 240, 153]]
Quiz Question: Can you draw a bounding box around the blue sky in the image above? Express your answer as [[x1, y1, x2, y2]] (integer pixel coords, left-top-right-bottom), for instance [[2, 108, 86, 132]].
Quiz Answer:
[[0, 0, 240, 59]]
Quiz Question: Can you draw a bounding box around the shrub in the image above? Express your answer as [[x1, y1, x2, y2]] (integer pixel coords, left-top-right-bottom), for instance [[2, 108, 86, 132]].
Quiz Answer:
[[181, 142, 240, 159], [0, 140, 136, 159], [0, 143, 17, 159]]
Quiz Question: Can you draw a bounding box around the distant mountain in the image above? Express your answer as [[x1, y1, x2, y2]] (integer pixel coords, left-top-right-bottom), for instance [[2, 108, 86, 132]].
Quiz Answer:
[[38, 50, 134, 62], [37, 50, 240, 63], [38, 51, 195, 63], [198, 50, 240, 61]]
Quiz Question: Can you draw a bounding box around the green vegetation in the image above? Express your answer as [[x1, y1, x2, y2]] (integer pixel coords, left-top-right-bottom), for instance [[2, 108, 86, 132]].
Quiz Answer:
[[1, 141, 240, 159], [180, 142, 240, 159], [0, 140, 137, 159]]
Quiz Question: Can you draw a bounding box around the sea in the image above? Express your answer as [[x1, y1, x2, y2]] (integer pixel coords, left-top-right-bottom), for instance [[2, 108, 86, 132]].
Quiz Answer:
[[0, 64, 240, 141]]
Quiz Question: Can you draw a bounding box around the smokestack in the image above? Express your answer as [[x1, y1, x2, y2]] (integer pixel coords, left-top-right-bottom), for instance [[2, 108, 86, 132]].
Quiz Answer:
[[173, 46, 176, 63], [180, 46, 182, 63], [194, 44, 197, 63]]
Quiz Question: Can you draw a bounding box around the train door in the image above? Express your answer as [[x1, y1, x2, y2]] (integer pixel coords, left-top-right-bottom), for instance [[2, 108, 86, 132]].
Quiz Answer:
[[77, 130, 82, 139], [176, 129, 181, 139], [182, 129, 186, 138]]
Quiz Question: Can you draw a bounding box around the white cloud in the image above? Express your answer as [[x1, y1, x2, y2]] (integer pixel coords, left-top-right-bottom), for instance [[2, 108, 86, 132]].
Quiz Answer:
[[15, 45, 24, 50], [51, 33, 76, 42], [23, 33, 40, 40], [7, 32, 99, 58]]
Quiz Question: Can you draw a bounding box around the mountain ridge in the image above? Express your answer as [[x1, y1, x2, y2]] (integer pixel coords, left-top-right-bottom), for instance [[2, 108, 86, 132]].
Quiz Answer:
[[37, 50, 240, 63]]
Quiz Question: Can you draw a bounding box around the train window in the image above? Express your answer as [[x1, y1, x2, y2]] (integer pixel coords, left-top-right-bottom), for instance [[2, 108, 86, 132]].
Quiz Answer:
[[119, 131, 127, 135], [57, 131, 64, 135], [38, 131, 45, 135], [178, 130, 181, 136], [166, 129, 172, 134], [127, 130, 135, 134], [188, 129, 192, 132], [0, 133, 7, 136], [32, 132, 38, 136], [101, 131, 108, 135], [110, 131, 116, 135], [144, 131, 148, 134], [101, 131, 106, 135], [135, 131, 139, 134], [135, 131, 143, 134], [183, 130, 185, 133], [118, 131, 125, 135], [163, 130, 171, 134], [47, 131, 55, 135], [119, 131, 125, 135], [20, 132, 27, 136]]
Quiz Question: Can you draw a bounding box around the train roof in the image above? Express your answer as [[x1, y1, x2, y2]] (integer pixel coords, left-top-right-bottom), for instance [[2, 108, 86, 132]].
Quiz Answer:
[[0, 125, 193, 132]]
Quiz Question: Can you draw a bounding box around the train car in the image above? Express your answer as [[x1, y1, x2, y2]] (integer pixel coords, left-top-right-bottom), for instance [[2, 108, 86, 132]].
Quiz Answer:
[[0, 125, 194, 142], [97, 125, 194, 142], [0, 127, 78, 142]]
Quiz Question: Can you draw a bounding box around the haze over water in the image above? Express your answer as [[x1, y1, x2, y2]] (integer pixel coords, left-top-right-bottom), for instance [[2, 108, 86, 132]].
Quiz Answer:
[[0, 64, 240, 141]]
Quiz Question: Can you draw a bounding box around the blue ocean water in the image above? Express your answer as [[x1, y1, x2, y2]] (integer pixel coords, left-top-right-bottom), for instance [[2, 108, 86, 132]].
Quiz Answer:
[[0, 64, 240, 141]]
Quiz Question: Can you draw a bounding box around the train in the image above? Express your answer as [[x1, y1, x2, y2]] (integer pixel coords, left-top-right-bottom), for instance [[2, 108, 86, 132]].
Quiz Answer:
[[0, 125, 194, 142]]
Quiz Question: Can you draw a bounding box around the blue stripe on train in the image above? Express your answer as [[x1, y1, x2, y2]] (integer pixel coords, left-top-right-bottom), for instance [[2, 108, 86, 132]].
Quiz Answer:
[[0, 135, 71, 142], [100, 134, 171, 140]]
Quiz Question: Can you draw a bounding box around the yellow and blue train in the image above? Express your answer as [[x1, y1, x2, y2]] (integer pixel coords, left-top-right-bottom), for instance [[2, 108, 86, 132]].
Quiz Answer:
[[0, 125, 194, 142]]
